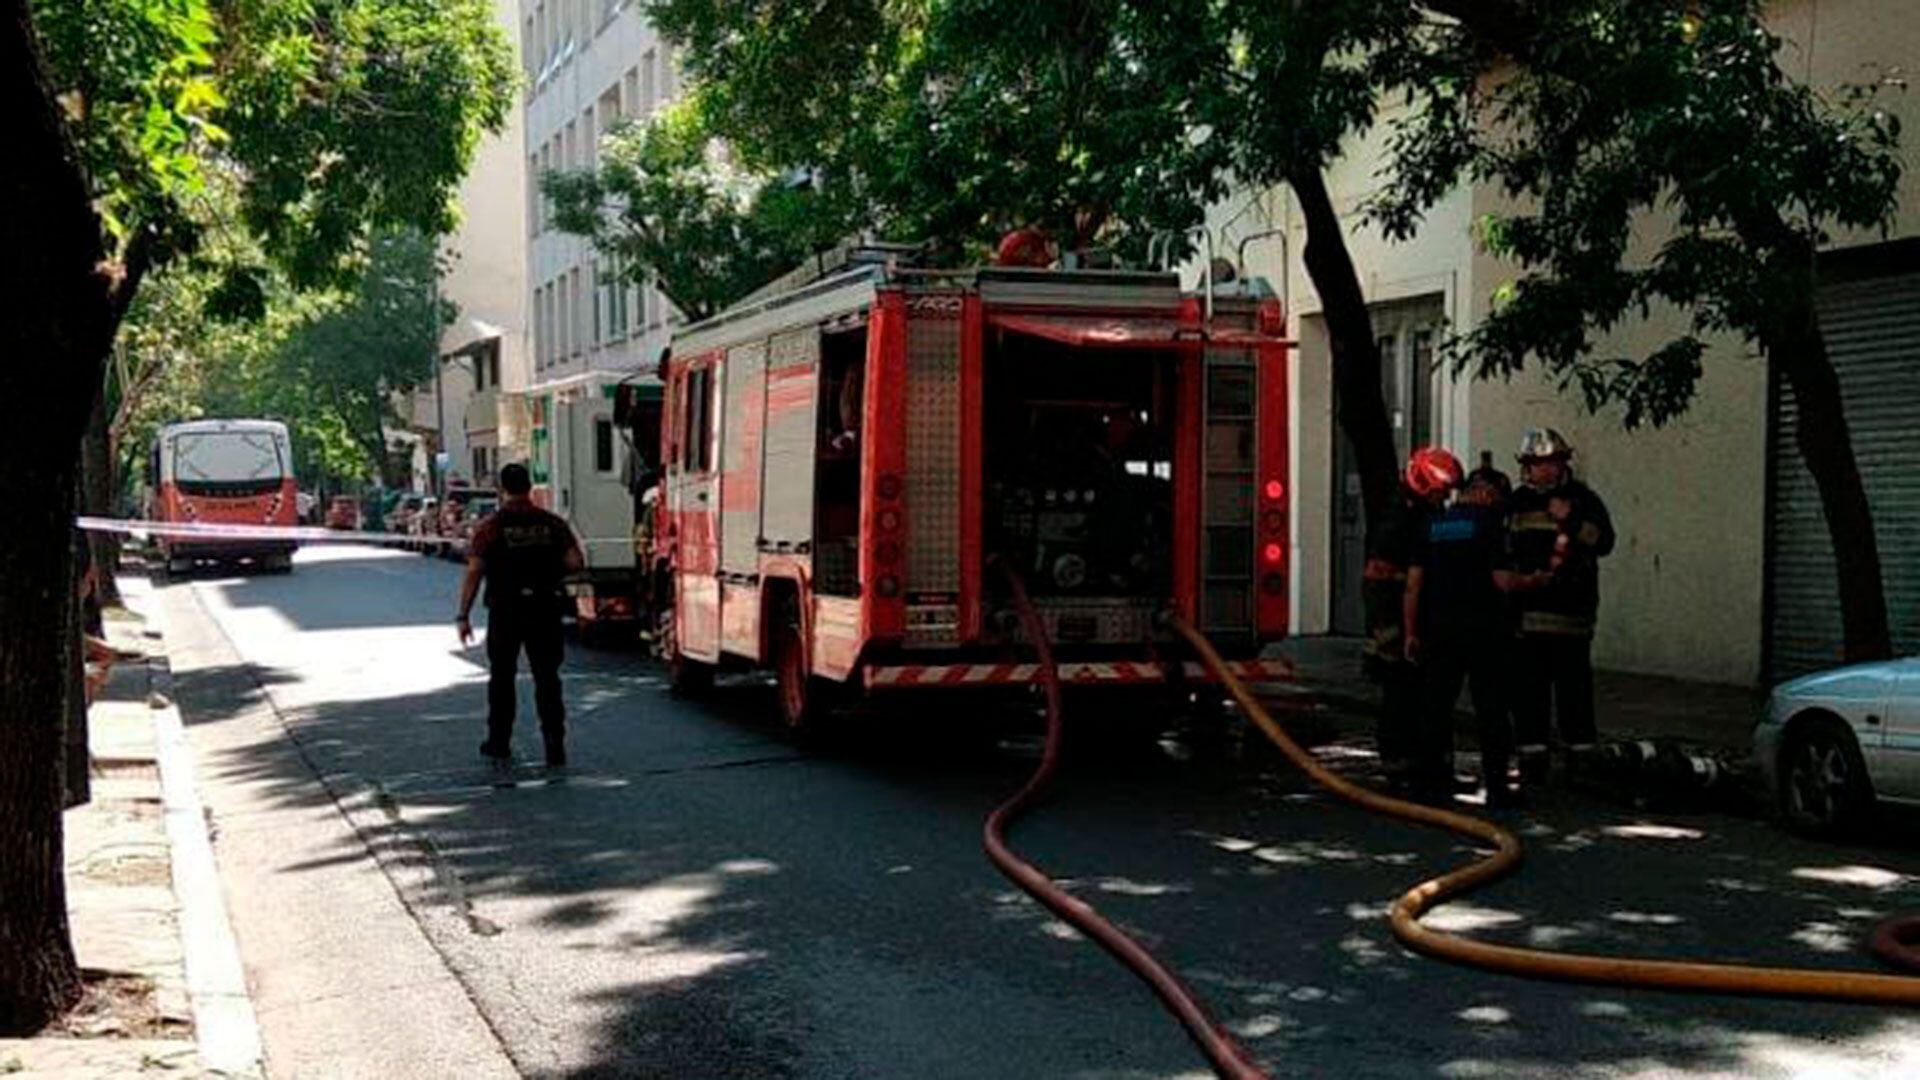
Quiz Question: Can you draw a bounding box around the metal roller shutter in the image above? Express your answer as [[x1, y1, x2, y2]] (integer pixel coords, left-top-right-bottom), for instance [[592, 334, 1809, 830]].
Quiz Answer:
[[1767, 271, 1920, 679]]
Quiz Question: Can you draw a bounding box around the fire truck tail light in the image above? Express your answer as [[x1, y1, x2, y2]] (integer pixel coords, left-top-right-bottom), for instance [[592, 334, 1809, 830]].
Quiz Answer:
[[876, 575, 901, 598], [879, 508, 901, 532], [1258, 298, 1285, 337], [1264, 479, 1285, 501], [1262, 572, 1286, 594], [876, 540, 902, 565], [877, 474, 903, 501], [1262, 509, 1285, 535], [1262, 542, 1284, 566]]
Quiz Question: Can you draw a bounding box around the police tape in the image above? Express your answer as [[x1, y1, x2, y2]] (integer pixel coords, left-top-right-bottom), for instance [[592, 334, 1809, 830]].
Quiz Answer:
[[76, 516, 458, 545]]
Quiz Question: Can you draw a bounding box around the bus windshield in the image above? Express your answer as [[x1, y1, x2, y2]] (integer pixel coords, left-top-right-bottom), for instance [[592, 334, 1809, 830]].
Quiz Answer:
[[173, 431, 286, 485]]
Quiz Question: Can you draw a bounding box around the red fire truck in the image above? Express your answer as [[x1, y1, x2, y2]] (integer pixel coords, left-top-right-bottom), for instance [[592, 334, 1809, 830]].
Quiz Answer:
[[648, 247, 1292, 729]]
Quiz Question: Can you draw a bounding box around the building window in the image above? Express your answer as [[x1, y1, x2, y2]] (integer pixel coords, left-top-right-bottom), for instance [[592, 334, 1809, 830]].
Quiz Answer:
[[533, 287, 544, 368], [623, 67, 639, 119], [571, 268, 585, 356], [488, 343, 501, 388], [582, 106, 597, 169], [597, 84, 622, 143], [563, 121, 576, 170], [591, 262, 603, 345], [594, 418, 615, 473], [640, 48, 656, 114]]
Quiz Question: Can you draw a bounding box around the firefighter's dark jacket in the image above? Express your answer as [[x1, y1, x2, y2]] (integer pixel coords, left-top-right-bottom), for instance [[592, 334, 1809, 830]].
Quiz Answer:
[[1508, 479, 1615, 636], [1362, 495, 1426, 667]]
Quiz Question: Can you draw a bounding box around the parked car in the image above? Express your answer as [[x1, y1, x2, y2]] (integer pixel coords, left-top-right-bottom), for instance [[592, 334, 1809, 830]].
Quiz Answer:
[[384, 492, 426, 536], [1753, 656, 1920, 836], [406, 496, 439, 553], [448, 496, 498, 560], [436, 487, 497, 560], [324, 496, 360, 531]]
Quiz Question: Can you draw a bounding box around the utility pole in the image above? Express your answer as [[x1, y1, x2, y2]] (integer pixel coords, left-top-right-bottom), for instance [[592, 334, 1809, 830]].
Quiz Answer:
[[429, 271, 444, 498], [432, 353, 445, 498]]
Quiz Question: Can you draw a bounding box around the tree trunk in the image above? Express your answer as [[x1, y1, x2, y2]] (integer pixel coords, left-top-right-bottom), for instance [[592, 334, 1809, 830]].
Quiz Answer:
[[1, 0, 118, 1033], [63, 489, 91, 811], [81, 392, 121, 604], [1289, 166, 1402, 543], [1768, 298, 1893, 665]]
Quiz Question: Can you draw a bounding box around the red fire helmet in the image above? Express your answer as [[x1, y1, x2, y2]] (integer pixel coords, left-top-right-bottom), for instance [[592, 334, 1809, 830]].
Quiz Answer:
[[1405, 446, 1465, 497], [995, 227, 1052, 268]]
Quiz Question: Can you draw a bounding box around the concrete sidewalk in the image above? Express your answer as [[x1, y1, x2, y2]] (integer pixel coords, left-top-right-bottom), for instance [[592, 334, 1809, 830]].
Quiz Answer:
[[1264, 635, 1765, 751], [0, 581, 261, 1078]]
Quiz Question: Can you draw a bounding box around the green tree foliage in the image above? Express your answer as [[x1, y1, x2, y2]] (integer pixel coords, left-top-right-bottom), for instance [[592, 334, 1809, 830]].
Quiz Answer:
[[35, 0, 515, 293], [553, 0, 1243, 317], [547, 103, 862, 322], [1383, 1, 1901, 425], [247, 229, 453, 485], [2, 0, 510, 1032], [1374, 0, 1904, 660], [626, 0, 1425, 535], [124, 230, 451, 491]]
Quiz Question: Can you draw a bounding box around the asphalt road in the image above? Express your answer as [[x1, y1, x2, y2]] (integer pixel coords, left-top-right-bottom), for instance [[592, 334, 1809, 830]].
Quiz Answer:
[[164, 545, 1920, 1079]]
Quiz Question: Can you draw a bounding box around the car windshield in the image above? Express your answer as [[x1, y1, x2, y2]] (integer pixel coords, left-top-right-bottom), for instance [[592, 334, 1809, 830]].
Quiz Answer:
[[173, 431, 284, 483]]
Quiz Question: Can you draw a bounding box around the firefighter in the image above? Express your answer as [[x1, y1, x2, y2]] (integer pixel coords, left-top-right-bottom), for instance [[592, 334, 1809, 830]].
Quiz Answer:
[[1403, 449, 1541, 807], [457, 463, 584, 767], [1363, 452, 1449, 787], [1507, 427, 1616, 782]]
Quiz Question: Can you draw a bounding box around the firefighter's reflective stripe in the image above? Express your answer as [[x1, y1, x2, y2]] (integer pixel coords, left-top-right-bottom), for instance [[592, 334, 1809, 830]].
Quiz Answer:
[[1520, 609, 1594, 636], [865, 659, 1292, 687]]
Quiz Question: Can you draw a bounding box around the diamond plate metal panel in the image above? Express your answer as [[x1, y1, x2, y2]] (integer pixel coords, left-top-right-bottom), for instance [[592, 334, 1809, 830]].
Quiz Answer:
[[905, 303, 962, 596], [769, 327, 817, 370]]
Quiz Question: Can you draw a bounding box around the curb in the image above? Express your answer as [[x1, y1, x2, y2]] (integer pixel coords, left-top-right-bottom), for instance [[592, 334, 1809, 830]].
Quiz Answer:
[[142, 592, 267, 1078]]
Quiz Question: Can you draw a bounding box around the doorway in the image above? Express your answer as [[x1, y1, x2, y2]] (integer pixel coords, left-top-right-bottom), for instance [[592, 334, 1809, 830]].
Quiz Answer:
[[1331, 295, 1443, 635]]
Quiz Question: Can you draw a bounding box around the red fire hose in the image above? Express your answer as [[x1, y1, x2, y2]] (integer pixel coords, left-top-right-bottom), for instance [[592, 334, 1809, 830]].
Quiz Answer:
[[1872, 916, 1920, 974], [982, 560, 1269, 1079]]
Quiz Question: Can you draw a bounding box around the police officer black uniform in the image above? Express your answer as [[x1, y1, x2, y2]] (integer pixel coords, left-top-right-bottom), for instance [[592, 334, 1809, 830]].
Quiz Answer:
[[457, 463, 583, 767], [1506, 428, 1615, 780]]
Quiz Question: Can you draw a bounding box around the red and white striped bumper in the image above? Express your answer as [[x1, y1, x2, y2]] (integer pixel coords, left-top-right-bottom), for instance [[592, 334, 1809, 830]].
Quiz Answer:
[[863, 659, 1293, 689]]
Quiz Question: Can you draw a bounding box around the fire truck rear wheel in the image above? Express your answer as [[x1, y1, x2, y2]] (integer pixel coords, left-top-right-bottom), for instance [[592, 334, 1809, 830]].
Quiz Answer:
[[773, 620, 821, 735]]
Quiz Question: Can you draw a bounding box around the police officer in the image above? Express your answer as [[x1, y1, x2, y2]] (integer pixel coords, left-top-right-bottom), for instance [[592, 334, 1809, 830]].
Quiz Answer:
[[1507, 428, 1615, 781], [1364, 452, 1449, 787], [457, 463, 583, 767], [1402, 448, 1532, 806]]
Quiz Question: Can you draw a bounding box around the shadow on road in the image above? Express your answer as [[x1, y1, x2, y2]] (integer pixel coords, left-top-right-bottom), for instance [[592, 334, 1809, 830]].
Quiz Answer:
[[164, 573, 1920, 1078]]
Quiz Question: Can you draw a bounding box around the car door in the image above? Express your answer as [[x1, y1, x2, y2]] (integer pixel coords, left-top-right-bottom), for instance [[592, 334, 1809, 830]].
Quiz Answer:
[[1875, 658, 1920, 801]]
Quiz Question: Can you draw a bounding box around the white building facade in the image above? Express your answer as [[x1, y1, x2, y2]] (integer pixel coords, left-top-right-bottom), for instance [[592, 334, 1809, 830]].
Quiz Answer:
[[511, 0, 681, 572], [520, 0, 678, 455]]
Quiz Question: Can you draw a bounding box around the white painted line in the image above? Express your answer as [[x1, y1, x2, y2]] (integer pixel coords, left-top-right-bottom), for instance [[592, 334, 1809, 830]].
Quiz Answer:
[[153, 688, 267, 1078]]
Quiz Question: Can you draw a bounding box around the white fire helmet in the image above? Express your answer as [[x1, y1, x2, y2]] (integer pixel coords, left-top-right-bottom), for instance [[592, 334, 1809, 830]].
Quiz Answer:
[[1516, 427, 1574, 463]]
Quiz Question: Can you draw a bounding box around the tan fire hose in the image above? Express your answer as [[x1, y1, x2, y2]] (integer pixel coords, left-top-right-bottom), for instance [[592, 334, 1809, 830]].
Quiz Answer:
[[1168, 615, 1920, 1006]]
